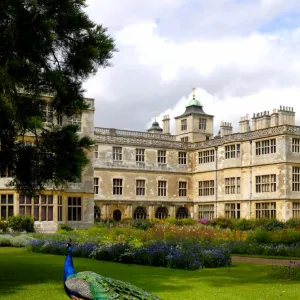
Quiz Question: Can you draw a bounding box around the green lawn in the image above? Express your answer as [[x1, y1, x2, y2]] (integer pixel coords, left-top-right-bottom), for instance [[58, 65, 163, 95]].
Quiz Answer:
[[0, 248, 299, 300]]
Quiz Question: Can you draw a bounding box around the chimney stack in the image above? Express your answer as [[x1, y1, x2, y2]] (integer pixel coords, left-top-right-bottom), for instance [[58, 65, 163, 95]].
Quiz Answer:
[[162, 115, 170, 134]]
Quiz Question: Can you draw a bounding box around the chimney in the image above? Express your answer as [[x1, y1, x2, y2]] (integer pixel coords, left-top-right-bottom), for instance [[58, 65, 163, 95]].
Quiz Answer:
[[239, 116, 250, 133], [252, 113, 257, 131], [162, 115, 170, 134], [271, 108, 278, 127], [278, 105, 296, 126], [220, 121, 233, 137]]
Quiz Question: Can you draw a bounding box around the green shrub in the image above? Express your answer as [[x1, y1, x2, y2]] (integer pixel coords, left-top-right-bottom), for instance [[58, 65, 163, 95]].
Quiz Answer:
[[59, 223, 74, 231], [235, 219, 256, 231], [285, 218, 300, 229], [247, 229, 272, 244], [0, 220, 9, 233], [132, 220, 153, 230], [164, 218, 178, 225], [260, 219, 285, 231], [8, 215, 34, 233], [209, 217, 234, 229], [176, 218, 195, 226]]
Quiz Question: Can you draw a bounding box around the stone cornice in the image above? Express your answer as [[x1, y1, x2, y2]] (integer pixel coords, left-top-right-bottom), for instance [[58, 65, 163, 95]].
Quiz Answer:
[[94, 125, 300, 150]]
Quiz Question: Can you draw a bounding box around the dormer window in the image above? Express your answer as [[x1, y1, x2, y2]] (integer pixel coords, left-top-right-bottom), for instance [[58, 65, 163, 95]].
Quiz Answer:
[[181, 119, 187, 131], [199, 118, 206, 130]]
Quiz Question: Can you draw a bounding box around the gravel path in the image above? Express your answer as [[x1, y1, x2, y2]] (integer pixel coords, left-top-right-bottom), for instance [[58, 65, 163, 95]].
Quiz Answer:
[[232, 255, 300, 266]]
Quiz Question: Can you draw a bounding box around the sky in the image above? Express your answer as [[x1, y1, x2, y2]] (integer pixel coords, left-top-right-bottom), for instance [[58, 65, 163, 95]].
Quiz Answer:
[[83, 0, 300, 134]]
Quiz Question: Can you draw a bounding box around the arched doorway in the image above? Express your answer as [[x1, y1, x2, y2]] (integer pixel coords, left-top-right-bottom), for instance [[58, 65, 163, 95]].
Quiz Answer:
[[176, 207, 189, 219], [133, 206, 147, 220], [113, 209, 122, 222], [94, 206, 101, 221], [155, 207, 168, 219]]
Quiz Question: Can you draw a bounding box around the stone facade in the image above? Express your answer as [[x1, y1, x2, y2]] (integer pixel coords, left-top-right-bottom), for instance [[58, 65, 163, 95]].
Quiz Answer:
[[94, 103, 300, 223], [2, 94, 300, 231]]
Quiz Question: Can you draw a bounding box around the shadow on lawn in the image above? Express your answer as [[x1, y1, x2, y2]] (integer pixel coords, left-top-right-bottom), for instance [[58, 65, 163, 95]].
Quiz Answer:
[[0, 248, 296, 299]]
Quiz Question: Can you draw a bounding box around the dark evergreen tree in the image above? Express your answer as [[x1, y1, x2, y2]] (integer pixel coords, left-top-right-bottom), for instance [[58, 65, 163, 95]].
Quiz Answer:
[[0, 0, 116, 195]]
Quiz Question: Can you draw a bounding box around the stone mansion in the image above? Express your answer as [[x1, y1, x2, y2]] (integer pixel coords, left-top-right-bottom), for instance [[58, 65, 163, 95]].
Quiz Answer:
[[1, 91, 300, 231]]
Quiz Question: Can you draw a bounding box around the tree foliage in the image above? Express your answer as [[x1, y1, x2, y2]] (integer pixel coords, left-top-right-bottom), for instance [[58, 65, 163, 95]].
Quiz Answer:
[[0, 0, 117, 195]]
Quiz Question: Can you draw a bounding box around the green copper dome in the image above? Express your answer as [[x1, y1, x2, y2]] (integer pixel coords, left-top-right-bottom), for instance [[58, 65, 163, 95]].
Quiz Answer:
[[186, 98, 201, 107]]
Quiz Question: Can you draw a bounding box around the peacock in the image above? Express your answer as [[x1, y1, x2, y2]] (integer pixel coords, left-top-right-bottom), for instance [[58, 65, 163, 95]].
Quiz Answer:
[[64, 240, 162, 300]]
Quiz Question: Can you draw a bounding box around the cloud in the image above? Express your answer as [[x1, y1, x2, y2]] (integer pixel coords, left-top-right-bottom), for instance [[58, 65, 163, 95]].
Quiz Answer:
[[82, 0, 300, 135], [151, 87, 300, 135]]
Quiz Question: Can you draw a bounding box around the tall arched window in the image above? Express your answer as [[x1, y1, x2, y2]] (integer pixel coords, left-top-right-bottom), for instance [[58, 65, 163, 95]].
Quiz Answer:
[[155, 207, 168, 219], [176, 207, 189, 219], [133, 206, 147, 220]]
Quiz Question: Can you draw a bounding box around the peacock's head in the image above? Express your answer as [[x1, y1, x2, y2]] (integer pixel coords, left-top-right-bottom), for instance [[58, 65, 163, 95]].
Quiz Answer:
[[66, 238, 73, 253]]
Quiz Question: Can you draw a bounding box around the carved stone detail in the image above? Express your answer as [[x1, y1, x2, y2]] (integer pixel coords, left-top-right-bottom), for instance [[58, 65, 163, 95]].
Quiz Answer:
[[94, 125, 299, 150]]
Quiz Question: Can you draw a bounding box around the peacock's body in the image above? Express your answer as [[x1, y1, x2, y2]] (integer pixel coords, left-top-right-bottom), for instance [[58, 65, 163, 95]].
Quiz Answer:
[[64, 242, 161, 300]]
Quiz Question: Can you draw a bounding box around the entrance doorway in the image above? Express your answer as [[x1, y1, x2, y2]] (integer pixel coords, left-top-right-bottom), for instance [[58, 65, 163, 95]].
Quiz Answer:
[[113, 209, 122, 222]]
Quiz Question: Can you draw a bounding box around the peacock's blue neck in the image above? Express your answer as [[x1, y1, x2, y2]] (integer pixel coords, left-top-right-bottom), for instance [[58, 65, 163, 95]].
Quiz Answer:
[[64, 252, 76, 282]]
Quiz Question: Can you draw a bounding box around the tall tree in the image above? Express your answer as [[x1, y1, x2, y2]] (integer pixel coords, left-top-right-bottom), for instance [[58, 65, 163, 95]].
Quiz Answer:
[[0, 0, 116, 195]]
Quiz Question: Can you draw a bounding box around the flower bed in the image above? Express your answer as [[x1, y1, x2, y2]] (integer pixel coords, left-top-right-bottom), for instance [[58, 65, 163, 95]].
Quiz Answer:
[[26, 239, 232, 271]]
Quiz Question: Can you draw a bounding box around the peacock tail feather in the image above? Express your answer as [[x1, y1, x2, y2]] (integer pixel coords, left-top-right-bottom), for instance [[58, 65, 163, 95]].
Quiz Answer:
[[65, 271, 161, 300]]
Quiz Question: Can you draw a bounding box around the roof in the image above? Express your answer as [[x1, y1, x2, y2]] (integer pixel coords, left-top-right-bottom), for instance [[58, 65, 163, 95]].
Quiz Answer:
[[147, 120, 163, 132], [175, 91, 214, 119]]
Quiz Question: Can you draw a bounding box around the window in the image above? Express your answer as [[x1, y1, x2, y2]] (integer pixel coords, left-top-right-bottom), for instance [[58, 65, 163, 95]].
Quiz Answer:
[[255, 175, 276, 193], [94, 178, 99, 194], [225, 203, 240, 219], [19, 195, 53, 221], [0, 194, 13, 220], [225, 177, 241, 194], [255, 139, 276, 155], [39, 195, 54, 221], [292, 202, 300, 218], [19, 195, 32, 217], [94, 145, 99, 159], [255, 202, 276, 219], [181, 137, 189, 142], [292, 167, 300, 192], [198, 180, 214, 196], [41, 103, 54, 123], [113, 179, 123, 195], [198, 204, 214, 220], [69, 114, 82, 131], [179, 181, 187, 197], [133, 206, 147, 220], [68, 197, 82, 221], [136, 149, 145, 162], [157, 150, 166, 164], [181, 119, 187, 131], [58, 196, 63, 222], [176, 207, 189, 219], [178, 152, 187, 165], [225, 144, 240, 159], [198, 150, 214, 164], [199, 118, 206, 130], [155, 207, 168, 219], [136, 180, 146, 196], [292, 138, 300, 153], [158, 180, 167, 196], [113, 147, 122, 161]]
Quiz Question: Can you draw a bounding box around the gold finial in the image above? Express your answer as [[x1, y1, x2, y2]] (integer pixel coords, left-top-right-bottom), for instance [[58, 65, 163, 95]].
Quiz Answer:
[[154, 110, 159, 121], [192, 85, 196, 100]]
